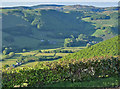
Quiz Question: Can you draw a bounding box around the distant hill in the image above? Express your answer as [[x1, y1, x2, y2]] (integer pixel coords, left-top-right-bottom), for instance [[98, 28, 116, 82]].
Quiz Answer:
[[1, 6, 32, 10], [1, 4, 118, 12], [1, 4, 118, 52], [61, 36, 118, 60], [1, 4, 63, 10], [2, 9, 96, 51]]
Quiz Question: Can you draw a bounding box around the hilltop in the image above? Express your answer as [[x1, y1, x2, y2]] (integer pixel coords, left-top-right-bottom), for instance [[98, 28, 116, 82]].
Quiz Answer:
[[2, 4, 118, 12]]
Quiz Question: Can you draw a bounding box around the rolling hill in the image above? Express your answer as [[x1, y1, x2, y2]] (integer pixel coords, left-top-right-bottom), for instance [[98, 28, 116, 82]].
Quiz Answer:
[[61, 35, 119, 60], [2, 9, 95, 51], [1, 4, 118, 52], [1, 4, 119, 89]]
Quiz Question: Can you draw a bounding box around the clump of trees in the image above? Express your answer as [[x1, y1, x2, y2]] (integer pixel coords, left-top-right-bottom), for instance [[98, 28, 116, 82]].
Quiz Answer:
[[90, 14, 110, 20], [64, 34, 102, 47], [34, 49, 74, 53], [1, 48, 15, 60]]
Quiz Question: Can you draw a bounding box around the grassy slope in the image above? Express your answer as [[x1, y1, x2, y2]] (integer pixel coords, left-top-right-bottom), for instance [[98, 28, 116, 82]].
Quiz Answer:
[[2, 9, 118, 51], [61, 36, 118, 60], [81, 11, 118, 40], [2, 14, 42, 49], [2, 46, 85, 67], [44, 76, 119, 87], [2, 9, 96, 50]]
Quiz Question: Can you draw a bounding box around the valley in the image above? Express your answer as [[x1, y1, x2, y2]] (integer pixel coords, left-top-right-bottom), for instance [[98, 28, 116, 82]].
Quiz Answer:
[[1, 4, 119, 88]]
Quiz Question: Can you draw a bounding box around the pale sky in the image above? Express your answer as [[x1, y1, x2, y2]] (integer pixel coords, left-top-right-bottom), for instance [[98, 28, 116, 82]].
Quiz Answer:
[[1, 0, 120, 2], [0, 0, 119, 7]]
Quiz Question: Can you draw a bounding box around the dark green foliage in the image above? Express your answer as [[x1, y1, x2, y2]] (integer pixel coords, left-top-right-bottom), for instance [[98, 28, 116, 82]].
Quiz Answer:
[[64, 38, 75, 47], [16, 55, 62, 64], [8, 52, 15, 57], [91, 14, 110, 20], [1, 48, 15, 60], [86, 43, 91, 48], [3, 64, 10, 69], [2, 56, 120, 88], [2, 52, 15, 60], [109, 12, 118, 19], [76, 34, 88, 41], [39, 49, 74, 53], [2, 48, 9, 55], [22, 49, 27, 52], [64, 34, 103, 47], [62, 36, 118, 60]]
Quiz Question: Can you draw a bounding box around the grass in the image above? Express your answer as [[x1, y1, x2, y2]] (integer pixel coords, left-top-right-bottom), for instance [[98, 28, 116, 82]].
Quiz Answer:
[[82, 17, 117, 28], [2, 47, 81, 68], [1, 54, 22, 67], [40, 46, 86, 53], [16, 52, 36, 56], [44, 76, 119, 87], [92, 29, 105, 37], [2, 9, 96, 51], [16, 61, 39, 68], [35, 53, 71, 56], [81, 11, 117, 38], [11, 76, 119, 89], [1, 58, 18, 67]]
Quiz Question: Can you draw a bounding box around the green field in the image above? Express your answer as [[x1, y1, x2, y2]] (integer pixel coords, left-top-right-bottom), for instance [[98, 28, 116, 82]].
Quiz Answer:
[[2, 47, 85, 68]]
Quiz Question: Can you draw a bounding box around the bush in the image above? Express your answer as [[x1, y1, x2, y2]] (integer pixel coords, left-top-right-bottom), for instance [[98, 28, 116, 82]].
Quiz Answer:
[[2, 56, 119, 88], [3, 64, 9, 69], [22, 49, 27, 52], [2, 52, 15, 60], [8, 52, 15, 58]]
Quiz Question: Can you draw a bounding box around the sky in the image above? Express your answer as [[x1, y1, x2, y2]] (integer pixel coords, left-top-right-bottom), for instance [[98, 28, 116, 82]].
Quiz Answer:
[[0, 0, 120, 7], [1, 0, 120, 2]]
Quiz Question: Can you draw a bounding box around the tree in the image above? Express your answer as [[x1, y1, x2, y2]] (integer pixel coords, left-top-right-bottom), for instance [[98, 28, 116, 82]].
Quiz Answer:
[[3, 48, 9, 55], [70, 35, 75, 39], [3, 64, 9, 69], [37, 24, 40, 29], [54, 51, 57, 57], [86, 43, 91, 48], [76, 34, 87, 41], [8, 52, 15, 57], [18, 56, 24, 62], [64, 38, 73, 47], [23, 49, 27, 52]]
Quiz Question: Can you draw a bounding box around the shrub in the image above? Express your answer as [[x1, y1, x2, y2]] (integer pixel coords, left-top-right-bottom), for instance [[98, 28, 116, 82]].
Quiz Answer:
[[3, 64, 9, 69], [2, 56, 119, 88], [8, 52, 15, 58]]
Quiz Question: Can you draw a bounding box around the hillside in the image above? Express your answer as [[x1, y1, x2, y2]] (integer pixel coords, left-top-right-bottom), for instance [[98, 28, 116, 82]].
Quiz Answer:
[[1, 4, 119, 89], [2, 9, 95, 51], [61, 36, 119, 60], [2, 4, 118, 12], [1, 4, 118, 52]]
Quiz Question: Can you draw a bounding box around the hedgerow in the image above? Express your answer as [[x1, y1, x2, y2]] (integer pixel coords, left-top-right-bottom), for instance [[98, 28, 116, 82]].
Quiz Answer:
[[2, 56, 120, 88]]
